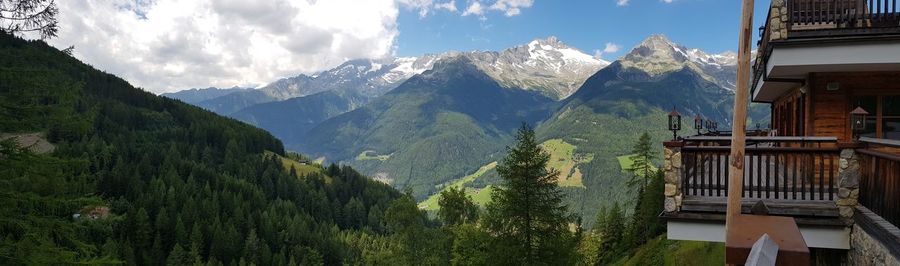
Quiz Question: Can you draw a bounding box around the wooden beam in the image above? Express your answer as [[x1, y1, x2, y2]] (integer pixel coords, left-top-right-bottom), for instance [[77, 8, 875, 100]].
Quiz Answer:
[[726, 0, 755, 242]]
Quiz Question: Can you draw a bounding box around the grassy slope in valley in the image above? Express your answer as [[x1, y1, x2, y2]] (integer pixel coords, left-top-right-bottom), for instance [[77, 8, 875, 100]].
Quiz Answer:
[[0, 33, 402, 265], [418, 161, 497, 210], [541, 138, 592, 188], [419, 138, 591, 211], [617, 154, 659, 173]]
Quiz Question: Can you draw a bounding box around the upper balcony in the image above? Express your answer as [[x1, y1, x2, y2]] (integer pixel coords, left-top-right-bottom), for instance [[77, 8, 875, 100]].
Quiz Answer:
[[752, 0, 900, 102]]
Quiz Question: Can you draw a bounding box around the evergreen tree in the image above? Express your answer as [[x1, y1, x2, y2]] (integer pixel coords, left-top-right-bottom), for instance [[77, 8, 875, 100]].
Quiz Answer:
[[167, 244, 191, 266], [628, 132, 655, 188], [625, 170, 666, 250], [0, 0, 59, 39], [450, 224, 492, 266], [484, 123, 576, 265], [437, 186, 479, 226], [597, 202, 624, 264], [384, 191, 427, 265]]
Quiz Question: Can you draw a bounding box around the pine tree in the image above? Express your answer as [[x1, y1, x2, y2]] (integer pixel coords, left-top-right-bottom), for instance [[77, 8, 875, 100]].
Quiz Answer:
[[437, 186, 479, 226], [485, 123, 576, 265], [384, 190, 427, 265], [628, 132, 655, 188], [597, 202, 625, 264]]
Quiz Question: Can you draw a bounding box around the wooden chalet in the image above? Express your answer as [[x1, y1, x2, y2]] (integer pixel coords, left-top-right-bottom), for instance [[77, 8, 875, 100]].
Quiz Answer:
[[661, 0, 900, 264]]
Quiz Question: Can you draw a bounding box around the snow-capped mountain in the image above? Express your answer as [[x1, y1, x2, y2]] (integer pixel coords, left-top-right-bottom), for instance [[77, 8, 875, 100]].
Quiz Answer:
[[463, 36, 609, 99], [191, 55, 443, 115], [258, 55, 443, 101], [621, 34, 741, 91]]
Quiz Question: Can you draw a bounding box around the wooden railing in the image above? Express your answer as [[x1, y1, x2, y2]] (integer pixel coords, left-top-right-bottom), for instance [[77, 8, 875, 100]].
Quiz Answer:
[[680, 137, 840, 201], [788, 0, 900, 30], [857, 137, 900, 228]]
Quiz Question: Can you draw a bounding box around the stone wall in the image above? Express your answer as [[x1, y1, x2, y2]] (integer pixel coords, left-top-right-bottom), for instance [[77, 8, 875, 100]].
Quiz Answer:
[[767, 0, 789, 41], [849, 222, 900, 266], [837, 148, 861, 225], [663, 142, 683, 212]]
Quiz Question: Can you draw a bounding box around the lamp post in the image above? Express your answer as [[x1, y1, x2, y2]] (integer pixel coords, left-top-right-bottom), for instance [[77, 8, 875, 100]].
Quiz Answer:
[[694, 115, 703, 135], [850, 106, 869, 140], [668, 107, 682, 140]]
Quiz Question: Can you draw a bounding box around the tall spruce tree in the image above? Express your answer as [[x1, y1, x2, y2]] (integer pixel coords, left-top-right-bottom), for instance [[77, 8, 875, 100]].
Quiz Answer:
[[628, 132, 655, 188], [485, 123, 576, 265], [597, 202, 625, 264]]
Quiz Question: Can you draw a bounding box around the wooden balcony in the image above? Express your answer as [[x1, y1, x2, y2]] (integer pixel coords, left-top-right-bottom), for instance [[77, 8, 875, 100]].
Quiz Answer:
[[679, 136, 839, 202], [785, 0, 900, 37], [753, 0, 900, 99], [857, 137, 900, 229]]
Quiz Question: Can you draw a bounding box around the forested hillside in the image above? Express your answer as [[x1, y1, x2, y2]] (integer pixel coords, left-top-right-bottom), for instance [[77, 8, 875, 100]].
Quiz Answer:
[[300, 57, 555, 198], [0, 32, 404, 265]]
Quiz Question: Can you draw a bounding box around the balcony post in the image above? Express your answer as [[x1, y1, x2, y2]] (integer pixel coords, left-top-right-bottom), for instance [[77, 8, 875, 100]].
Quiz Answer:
[[837, 142, 863, 226], [663, 141, 684, 212]]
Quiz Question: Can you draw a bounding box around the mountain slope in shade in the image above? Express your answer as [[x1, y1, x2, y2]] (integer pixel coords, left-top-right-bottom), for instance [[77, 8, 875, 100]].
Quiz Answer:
[[230, 89, 368, 144], [298, 56, 555, 196], [160, 86, 249, 104]]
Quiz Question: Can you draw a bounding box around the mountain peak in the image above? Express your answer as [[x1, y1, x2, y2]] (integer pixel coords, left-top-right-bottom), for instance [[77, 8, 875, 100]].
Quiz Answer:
[[527, 36, 569, 51], [638, 34, 676, 49]]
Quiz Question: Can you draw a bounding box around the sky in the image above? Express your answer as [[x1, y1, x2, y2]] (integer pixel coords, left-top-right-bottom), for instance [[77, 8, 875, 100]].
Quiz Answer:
[[43, 0, 772, 94]]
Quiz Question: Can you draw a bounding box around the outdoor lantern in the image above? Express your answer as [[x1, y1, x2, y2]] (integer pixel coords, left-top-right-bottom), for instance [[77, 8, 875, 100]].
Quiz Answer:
[[758, 26, 765, 38], [850, 106, 869, 138], [694, 115, 703, 135], [667, 107, 682, 140]]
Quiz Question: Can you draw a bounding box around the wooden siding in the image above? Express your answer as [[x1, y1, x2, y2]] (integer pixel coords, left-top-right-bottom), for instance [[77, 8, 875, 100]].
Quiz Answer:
[[770, 72, 900, 141]]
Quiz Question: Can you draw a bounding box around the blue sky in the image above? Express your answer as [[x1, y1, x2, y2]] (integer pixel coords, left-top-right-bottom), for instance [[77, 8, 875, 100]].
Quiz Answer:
[[395, 0, 771, 60], [49, 0, 775, 93]]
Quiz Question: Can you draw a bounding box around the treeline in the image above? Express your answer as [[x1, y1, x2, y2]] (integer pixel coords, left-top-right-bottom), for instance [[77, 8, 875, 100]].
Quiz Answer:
[[0, 32, 404, 265]]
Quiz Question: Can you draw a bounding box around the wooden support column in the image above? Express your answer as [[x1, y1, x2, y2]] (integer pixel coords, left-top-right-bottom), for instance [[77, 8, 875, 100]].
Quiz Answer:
[[725, 0, 754, 235], [725, 1, 810, 265]]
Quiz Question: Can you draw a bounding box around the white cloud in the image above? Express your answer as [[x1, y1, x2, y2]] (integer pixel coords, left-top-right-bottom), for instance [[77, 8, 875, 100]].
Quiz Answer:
[[617, 0, 630, 6], [603, 42, 621, 53], [489, 0, 533, 16], [435, 1, 458, 12], [462, 0, 533, 19], [47, 0, 403, 94], [593, 42, 622, 60], [43, 0, 524, 93], [462, 1, 484, 16], [661, 0, 675, 3], [397, 0, 434, 17]]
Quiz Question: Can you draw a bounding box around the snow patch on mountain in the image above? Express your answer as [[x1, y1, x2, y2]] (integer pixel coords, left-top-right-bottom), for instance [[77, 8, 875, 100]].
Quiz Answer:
[[462, 36, 610, 99]]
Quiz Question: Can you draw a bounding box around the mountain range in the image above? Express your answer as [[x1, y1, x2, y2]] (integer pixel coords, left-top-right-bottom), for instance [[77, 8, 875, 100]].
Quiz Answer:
[[167, 34, 767, 222]]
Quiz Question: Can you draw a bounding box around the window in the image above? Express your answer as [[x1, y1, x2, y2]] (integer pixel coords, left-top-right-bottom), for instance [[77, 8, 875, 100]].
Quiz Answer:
[[884, 96, 900, 139], [851, 95, 900, 140]]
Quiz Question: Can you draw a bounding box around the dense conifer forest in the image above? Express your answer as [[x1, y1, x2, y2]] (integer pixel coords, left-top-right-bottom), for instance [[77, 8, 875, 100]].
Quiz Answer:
[[0, 32, 404, 264]]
